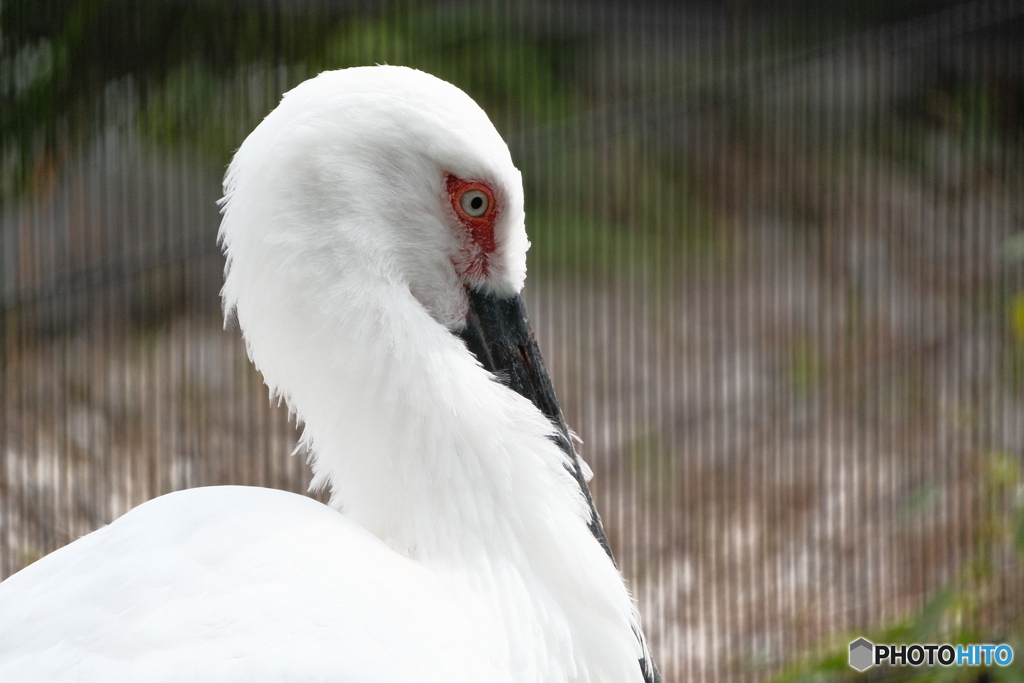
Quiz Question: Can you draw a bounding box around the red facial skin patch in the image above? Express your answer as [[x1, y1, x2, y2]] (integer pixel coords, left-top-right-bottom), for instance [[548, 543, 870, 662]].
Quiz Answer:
[[445, 173, 498, 282]]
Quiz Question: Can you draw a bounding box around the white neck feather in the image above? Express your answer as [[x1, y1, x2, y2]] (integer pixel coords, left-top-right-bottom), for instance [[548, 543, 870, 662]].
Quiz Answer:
[[231, 261, 639, 682]]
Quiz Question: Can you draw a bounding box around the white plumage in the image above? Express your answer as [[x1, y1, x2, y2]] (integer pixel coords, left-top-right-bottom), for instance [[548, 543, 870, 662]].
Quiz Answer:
[[0, 66, 647, 682]]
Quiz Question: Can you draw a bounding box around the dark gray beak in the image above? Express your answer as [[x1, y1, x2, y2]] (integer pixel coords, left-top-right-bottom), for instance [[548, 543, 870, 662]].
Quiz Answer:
[[456, 287, 613, 559]]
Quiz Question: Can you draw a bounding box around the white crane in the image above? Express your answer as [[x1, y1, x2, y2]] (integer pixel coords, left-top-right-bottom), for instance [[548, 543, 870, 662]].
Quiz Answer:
[[0, 66, 659, 683]]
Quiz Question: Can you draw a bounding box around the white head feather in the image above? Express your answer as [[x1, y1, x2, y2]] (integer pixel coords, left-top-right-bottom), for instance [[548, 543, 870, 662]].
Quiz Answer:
[[221, 66, 528, 330]]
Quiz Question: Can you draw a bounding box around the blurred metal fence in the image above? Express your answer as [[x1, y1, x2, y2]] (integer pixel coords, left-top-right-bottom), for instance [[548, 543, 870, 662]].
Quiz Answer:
[[2, 1, 1024, 680]]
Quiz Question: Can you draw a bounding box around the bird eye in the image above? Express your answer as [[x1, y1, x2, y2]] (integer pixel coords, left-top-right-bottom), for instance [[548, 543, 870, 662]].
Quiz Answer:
[[459, 189, 489, 218]]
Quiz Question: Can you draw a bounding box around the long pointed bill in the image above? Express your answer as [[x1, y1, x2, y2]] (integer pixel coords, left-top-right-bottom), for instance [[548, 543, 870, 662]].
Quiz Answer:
[[457, 286, 663, 683], [456, 287, 613, 559]]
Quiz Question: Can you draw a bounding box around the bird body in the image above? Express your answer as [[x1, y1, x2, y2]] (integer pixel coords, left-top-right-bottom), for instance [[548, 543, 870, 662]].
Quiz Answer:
[[0, 486, 506, 682], [0, 66, 652, 682]]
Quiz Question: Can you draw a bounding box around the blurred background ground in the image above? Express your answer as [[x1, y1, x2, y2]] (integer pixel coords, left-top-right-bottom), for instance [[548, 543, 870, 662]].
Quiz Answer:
[[2, 1, 1024, 681]]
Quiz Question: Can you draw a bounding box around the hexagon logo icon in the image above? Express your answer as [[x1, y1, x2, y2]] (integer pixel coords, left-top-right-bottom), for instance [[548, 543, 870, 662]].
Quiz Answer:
[[849, 638, 874, 671]]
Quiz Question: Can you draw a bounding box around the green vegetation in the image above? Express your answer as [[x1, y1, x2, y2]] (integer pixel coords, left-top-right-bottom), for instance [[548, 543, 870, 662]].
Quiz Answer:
[[0, 1, 579, 174], [133, 7, 581, 164], [3, 0, 705, 275], [774, 451, 1024, 683]]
